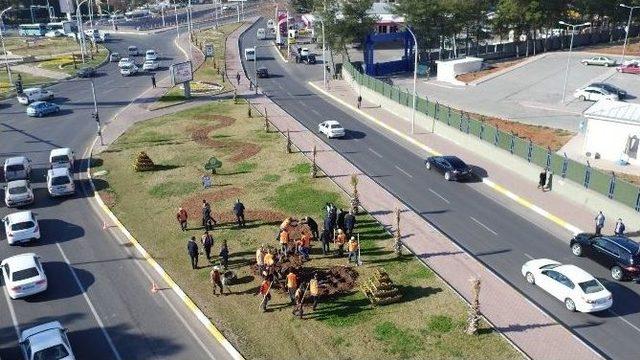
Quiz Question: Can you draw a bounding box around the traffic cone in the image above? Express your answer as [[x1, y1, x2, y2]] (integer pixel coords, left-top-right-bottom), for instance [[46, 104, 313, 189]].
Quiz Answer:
[[151, 281, 159, 294]]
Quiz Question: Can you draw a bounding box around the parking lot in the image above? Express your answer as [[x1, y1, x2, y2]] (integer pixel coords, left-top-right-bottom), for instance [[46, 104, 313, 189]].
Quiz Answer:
[[391, 51, 640, 131]]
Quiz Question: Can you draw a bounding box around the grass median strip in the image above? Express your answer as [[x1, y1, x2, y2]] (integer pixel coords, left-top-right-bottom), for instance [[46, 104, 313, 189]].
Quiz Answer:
[[93, 100, 521, 359]]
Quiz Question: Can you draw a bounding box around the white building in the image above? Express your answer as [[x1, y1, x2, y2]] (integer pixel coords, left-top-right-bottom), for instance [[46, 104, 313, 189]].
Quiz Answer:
[[368, 2, 404, 34], [583, 100, 640, 165]]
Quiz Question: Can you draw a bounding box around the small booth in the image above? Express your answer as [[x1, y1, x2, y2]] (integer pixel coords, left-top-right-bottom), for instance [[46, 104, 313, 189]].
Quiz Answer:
[[435, 57, 483, 85], [583, 99, 640, 165]]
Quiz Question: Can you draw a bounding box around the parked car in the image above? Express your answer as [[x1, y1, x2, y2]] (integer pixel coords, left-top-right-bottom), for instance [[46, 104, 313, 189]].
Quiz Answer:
[[306, 53, 317, 64], [145, 49, 158, 61], [128, 45, 140, 56], [257, 67, 269, 78], [570, 234, 640, 280], [142, 60, 159, 71], [2, 253, 47, 299], [424, 155, 473, 181], [622, 58, 640, 66], [257, 28, 266, 40], [574, 86, 619, 102], [46, 167, 75, 197], [3, 156, 32, 181], [49, 148, 75, 170], [4, 180, 35, 207], [109, 52, 121, 62], [318, 120, 345, 138], [521, 258, 613, 313], [45, 30, 64, 38], [589, 83, 627, 99], [27, 101, 60, 117], [118, 57, 134, 68], [616, 63, 640, 74], [17, 87, 54, 105], [19, 321, 76, 360], [581, 56, 616, 67], [2, 210, 40, 245], [76, 66, 96, 78], [120, 63, 139, 76]]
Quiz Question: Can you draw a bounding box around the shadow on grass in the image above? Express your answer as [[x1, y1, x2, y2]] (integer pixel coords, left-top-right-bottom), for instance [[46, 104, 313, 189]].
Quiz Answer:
[[304, 293, 372, 325], [366, 254, 414, 265], [154, 164, 182, 171], [395, 285, 442, 304]]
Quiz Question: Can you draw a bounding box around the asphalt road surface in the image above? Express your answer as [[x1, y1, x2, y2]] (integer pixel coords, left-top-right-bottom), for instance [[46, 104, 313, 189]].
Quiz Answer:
[[241, 18, 640, 360], [0, 26, 236, 360]]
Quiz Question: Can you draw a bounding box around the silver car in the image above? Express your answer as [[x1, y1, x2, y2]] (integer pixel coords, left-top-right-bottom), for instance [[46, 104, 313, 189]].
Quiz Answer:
[[581, 56, 616, 67], [4, 180, 35, 207]]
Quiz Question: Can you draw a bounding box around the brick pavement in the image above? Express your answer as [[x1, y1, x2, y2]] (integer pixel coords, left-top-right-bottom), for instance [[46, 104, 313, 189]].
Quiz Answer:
[[225, 20, 602, 360]]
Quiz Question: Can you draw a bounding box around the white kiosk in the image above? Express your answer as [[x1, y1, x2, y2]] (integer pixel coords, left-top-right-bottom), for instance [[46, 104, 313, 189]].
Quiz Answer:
[[435, 57, 483, 85]]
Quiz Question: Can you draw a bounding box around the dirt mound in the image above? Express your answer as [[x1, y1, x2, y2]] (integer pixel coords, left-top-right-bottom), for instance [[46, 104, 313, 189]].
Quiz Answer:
[[194, 114, 236, 130], [189, 124, 262, 163]]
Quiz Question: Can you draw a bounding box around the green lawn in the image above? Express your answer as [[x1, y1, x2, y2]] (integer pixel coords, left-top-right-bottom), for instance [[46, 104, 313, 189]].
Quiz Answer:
[[36, 46, 108, 75], [93, 100, 521, 360], [2, 36, 82, 57], [0, 71, 52, 98]]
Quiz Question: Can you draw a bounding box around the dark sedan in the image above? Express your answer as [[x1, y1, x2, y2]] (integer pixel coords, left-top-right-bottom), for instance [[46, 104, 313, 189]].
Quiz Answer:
[[425, 155, 472, 181], [570, 233, 640, 281], [76, 67, 97, 78], [590, 83, 626, 99], [257, 67, 269, 78]]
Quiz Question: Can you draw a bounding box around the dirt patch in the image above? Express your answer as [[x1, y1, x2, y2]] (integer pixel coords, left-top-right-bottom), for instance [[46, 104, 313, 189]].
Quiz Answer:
[[180, 187, 244, 212], [188, 115, 262, 163], [582, 39, 640, 57], [194, 114, 236, 130], [616, 172, 640, 186], [478, 114, 574, 151], [456, 58, 525, 83], [99, 190, 117, 208]]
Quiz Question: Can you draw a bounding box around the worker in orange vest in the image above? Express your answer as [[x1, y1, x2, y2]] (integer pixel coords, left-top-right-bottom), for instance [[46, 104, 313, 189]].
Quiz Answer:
[[286, 270, 298, 304], [257, 278, 272, 312], [176, 207, 188, 231], [348, 236, 359, 263], [335, 229, 347, 257], [279, 229, 290, 255], [298, 231, 311, 260]]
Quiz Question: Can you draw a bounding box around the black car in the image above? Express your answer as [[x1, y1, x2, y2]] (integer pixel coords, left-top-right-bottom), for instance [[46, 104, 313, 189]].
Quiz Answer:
[[424, 155, 472, 181], [76, 67, 96, 78], [570, 234, 640, 280], [257, 67, 269, 78], [306, 54, 316, 64], [590, 83, 626, 99]]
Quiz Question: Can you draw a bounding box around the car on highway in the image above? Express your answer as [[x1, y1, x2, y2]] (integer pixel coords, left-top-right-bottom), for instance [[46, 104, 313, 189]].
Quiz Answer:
[[257, 67, 269, 78], [244, 47, 256, 61], [46, 167, 75, 197], [521, 258, 613, 313], [145, 49, 158, 61], [19, 321, 76, 360], [2, 210, 40, 245], [581, 56, 616, 67], [142, 60, 160, 71], [17, 87, 55, 105], [3, 156, 32, 181], [424, 155, 473, 181], [76, 66, 96, 78], [120, 63, 139, 76], [589, 83, 627, 99], [257, 28, 266, 40], [2, 253, 47, 299], [26, 101, 60, 117], [616, 63, 640, 74], [109, 52, 121, 62], [570, 234, 640, 280], [4, 180, 35, 208], [318, 120, 345, 138], [118, 57, 134, 68], [49, 148, 75, 170], [128, 45, 140, 56], [574, 86, 619, 102]]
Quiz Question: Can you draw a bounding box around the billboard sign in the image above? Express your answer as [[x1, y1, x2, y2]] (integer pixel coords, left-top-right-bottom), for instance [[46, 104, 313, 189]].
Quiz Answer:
[[170, 61, 193, 85], [59, 0, 75, 14], [204, 44, 214, 57]]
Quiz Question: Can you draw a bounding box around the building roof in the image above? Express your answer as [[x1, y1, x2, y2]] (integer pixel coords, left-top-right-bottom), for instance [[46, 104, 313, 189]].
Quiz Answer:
[[367, 3, 404, 23], [584, 99, 640, 125]]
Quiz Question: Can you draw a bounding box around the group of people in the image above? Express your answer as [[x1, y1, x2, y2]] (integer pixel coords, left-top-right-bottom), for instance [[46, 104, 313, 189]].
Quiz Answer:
[[538, 169, 554, 192], [187, 233, 229, 270], [256, 267, 320, 317], [594, 211, 627, 236], [176, 198, 247, 233]]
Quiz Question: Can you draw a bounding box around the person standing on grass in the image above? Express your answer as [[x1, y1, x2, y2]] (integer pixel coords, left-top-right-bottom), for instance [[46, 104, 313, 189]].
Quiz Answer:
[[236, 72, 241, 85], [286, 270, 298, 304], [233, 198, 246, 228], [292, 285, 305, 319], [344, 211, 356, 238], [538, 169, 547, 190], [151, 74, 156, 88], [337, 208, 347, 232], [257, 278, 272, 312], [176, 207, 188, 231], [210, 266, 227, 296], [279, 228, 290, 255], [335, 229, 347, 257], [615, 218, 626, 236], [219, 240, 229, 270], [302, 216, 319, 240], [201, 231, 214, 261], [187, 236, 199, 269], [357, 95, 362, 109], [256, 245, 265, 273], [595, 211, 605, 235], [309, 273, 320, 310], [347, 236, 359, 263], [320, 228, 331, 255]]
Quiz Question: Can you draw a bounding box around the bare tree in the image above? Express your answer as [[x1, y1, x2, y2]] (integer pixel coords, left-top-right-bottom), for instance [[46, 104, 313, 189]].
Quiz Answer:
[[394, 207, 402, 256], [312, 145, 318, 178], [350, 174, 360, 214], [466, 277, 481, 335]]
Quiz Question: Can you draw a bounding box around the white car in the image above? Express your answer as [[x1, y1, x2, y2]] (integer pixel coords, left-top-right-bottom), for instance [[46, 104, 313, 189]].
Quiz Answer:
[[142, 60, 159, 71], [49, 147, 75, 170], [46, 167, 75, 197], [118, 57, 134, 68], [581, 56, 616, 67], [522, 258, 613, 313], [4, 180, 35, 207], [17, 87, 55, 105], [145, 49, 158, 61], [574, 86, 619, 102], [2, 211, 40, 245], [300, 48, 310, 57], [318, 120, 346, 138], [45, 30, 64, 38], [120, 63, 139, 76], [19, 321, 76, 360], [4, 156, 32, 181], [2, 253, 47, 299]]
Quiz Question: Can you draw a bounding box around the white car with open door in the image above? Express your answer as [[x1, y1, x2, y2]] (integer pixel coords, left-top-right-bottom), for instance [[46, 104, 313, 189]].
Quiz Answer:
[[318, 120, 345, 139], [1, 253, 47, 299], [521, 258, 613, 313]]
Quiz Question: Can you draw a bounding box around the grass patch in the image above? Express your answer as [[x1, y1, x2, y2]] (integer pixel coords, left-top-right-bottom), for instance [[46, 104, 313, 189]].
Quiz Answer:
[[374, 321, 423, 358], [261, 174, 280, 182], [234, 161, 257, 173], [149, 181, 199, 198], [289, 162, 311, 175], [158, 86, 186, 103], [270, 180, 344, 216], [36, 46, 108, 75], [427, 315, 455, 333], [3, 36, 82, 57], [0, 71, 51, 98]]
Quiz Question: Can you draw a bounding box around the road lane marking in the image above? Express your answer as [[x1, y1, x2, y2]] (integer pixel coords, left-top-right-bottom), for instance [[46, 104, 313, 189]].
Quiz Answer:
[[428, 188, 450, 204], [609, 309, 640, 334], [1, 286, 21, 340], [394, 165, 413, 178], [523, 253, 534, 260], [55, 242, 123, 360], [368, 147, 383, 158], [470, 216, 498, 236], [310, 109, 321, 116]]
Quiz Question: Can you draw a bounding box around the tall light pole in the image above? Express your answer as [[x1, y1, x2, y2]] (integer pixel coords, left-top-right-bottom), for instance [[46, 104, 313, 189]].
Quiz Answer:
[[77, 0, 90, 64], [1, 6, 13, 86], [319, 17, 327, 89], [559, 21, 590, 103], [404, 26, 418, 134], [620, 4, 640, 65], [174, 0, 180, 38]]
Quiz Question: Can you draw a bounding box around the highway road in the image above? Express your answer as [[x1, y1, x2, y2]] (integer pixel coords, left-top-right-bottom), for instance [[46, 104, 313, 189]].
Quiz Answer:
[[240, 18, 640, 360], [0, 24, 236, 360]]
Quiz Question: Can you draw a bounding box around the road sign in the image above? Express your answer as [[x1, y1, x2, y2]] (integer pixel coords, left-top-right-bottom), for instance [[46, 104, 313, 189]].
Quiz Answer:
[[204, 44, 214, 58], [170, 61, 193, 85]]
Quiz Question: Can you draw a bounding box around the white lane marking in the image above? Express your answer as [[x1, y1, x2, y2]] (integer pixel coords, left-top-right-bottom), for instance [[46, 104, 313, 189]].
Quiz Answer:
[[1, 286, 21, 340], [55, 242, 123, 360], [470, 216, 498, 236], [394, 165, 413, 178], [424, 81, 465, 89], [368, 147, 383, 158], [428, 188, 450, 204], [310, 109, 321, 116], [523, 253, 534, 260], [609, 309, 640, 334]]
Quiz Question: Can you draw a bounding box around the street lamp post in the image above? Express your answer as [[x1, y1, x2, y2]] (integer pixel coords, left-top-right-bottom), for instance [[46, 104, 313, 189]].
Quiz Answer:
[[174, 1, 180, 38], [404, 26, 418, 134], [89, 80, 103, 145], [1, 6, 13, 86], [620, 4, 640, 65], [315, 17, 327, 89], [77, 0, 90, 64], [559, 21, 591, 103]]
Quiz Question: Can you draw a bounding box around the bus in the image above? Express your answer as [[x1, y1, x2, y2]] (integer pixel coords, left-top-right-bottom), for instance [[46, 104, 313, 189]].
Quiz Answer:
[[18, 23, 47, 36], [124, 10, 150, 21], [47, 21, 77, 36]]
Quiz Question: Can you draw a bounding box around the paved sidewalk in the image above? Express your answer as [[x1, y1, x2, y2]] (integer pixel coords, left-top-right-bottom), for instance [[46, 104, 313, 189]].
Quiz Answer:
[[226, 20, 601, 360], [11, 64, 68, 80]]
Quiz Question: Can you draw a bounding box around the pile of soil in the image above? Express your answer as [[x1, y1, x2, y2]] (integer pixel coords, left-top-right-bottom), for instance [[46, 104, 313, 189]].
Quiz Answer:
[[189, 115, 262, 163]]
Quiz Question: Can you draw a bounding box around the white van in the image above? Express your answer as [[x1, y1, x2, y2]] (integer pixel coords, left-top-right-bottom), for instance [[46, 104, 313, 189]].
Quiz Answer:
[[257, 28, 266, 40], [17, 87, 55, 105], [244, 47, 256, 61], [46, 168, 75, 197], [49, 148, 75, 170]]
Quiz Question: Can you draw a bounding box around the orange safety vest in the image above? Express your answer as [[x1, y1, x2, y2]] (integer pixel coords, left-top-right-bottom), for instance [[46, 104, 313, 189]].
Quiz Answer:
[[336, 233, 346, 245], [309, 279, 319, 296], [279, 230, 290, 244], [264, 253, 275, 266], [348, 240, 358, 252], [300, 234, 311, 247], [287, 273, 298, 289]]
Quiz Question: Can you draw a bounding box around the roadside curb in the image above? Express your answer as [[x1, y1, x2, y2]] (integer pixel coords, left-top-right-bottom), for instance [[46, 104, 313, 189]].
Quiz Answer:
[[469, 53, 548, 86], [307, 80, 583, 236]]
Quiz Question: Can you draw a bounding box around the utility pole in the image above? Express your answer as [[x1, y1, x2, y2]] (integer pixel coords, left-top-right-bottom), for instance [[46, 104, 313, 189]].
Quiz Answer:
[[0, 6, 13, 86], [90, 80, 103, 146], [559, 21, 590, 103], [620, 4, 640, 65]]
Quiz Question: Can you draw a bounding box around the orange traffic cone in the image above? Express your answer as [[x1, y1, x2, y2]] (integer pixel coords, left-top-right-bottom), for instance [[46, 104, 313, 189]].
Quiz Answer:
[[151, 281, 159, 293]]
